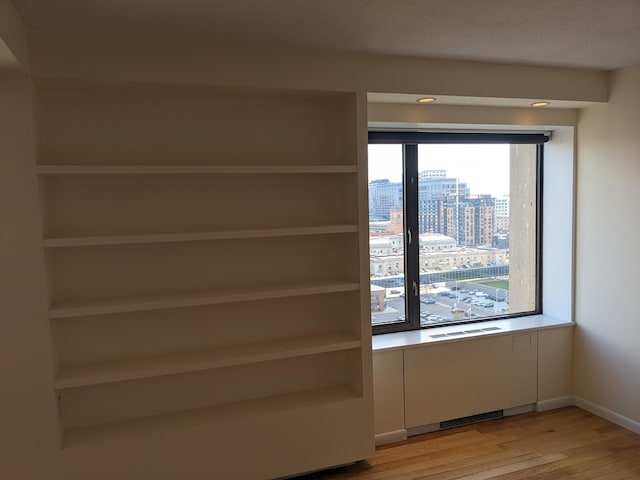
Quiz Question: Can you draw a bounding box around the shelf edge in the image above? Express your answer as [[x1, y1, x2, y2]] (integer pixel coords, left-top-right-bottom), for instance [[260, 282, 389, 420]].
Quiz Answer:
[[43, 225, 359, 248], [49, 281, 360, 319], [55, 335, 361, 389], [37, 165, 358, 175], [62, 386, 363, 448]]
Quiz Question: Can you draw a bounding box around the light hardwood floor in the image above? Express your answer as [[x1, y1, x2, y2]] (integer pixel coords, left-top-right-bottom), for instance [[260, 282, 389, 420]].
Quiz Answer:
[[295, 407, 640, 479]]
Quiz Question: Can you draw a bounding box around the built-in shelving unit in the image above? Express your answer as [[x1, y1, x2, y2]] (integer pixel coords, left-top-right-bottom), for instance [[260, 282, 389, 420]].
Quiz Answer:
[[37, 81, 372, 477]]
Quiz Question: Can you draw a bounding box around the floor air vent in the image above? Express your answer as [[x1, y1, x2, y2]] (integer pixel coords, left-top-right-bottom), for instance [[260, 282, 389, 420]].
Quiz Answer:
[[439, 409, 504, 430]]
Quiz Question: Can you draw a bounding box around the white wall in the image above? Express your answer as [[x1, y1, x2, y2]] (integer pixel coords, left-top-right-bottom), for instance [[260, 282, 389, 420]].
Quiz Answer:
[[0, 24, 616, 478], [574, 66, 640, 427], [27, 31, 608, 104], [0, 70, 59, 479]]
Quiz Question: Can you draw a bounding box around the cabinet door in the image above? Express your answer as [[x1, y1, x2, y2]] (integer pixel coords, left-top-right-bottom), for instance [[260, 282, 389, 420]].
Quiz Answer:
[[404, 334, 537, 428], [373, 350, 405, 438]]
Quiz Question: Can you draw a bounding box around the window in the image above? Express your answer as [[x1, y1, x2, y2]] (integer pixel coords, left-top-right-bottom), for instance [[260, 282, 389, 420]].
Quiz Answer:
[[368, 132, 547, 334]]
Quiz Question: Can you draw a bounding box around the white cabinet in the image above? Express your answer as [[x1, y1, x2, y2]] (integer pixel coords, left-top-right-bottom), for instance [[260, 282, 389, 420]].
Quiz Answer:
[[404, 333, 537, 429], [373, 350, 406, 444]]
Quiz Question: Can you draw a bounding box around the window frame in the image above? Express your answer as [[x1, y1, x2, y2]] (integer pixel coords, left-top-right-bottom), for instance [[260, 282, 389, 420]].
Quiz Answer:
[[369, 131, 547, 335]]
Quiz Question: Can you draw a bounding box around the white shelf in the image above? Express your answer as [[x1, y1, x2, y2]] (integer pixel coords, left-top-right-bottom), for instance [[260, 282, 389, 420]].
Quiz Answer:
[[37, 165, 358, 175], [49, 280, 360, 319], [55, 332, 361, 389], [43, 224, 358, 248], [62, 385, 362, 448]]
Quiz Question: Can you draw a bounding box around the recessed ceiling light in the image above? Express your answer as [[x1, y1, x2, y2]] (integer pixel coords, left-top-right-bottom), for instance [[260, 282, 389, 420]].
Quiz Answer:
[[417, 97, 436, 104], [530, 101, 550, 107]]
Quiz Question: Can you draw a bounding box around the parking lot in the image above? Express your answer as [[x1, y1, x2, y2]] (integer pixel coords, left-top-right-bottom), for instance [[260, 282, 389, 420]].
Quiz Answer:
[[371, 281, 509, 327]]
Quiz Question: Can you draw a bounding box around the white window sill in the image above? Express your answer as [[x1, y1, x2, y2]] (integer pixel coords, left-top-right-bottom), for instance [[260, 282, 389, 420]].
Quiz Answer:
[[372, 314, 574, 352]]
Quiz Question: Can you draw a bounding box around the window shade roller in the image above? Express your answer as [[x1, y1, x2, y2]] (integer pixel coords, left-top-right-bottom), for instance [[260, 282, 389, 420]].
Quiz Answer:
[[368, 132, 550, 144]]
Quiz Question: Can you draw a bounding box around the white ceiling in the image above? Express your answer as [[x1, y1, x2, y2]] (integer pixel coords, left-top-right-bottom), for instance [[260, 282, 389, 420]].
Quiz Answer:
[[9, 0, 640, 70]]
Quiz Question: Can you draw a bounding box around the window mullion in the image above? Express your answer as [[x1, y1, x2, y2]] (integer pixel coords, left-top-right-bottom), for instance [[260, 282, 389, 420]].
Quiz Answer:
[[535, 144, 544, 313], [403, 144, 420, 330]]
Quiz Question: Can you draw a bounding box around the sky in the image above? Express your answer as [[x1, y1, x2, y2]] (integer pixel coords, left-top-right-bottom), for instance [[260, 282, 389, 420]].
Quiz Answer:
[[368, 143, 510, 198]]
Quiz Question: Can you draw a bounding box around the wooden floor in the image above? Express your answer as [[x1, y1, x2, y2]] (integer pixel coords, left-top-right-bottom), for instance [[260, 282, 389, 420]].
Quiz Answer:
[[296, 407, 640, 479]]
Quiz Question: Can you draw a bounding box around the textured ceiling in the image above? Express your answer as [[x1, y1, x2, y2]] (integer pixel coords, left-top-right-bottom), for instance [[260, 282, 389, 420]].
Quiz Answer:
[[10, 0, 640, 70]]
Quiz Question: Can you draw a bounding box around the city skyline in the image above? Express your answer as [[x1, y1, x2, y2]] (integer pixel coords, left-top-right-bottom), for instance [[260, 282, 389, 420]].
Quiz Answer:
[[368, 144, 510, 198]]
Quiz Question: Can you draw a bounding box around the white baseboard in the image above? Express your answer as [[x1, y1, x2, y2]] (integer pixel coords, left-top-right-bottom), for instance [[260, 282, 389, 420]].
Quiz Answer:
[[505, 404, 536, 416], [536, 396, 573, 412], [407, 423, 440, 437], [374, 398, 640, 448], [573, 396, 640, 435], [375, 429, 407, 446]]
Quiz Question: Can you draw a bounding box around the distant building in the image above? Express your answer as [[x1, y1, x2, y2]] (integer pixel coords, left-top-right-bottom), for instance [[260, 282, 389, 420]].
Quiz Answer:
[[494, 196, 509, 233], [439, 195, 494, 247], [415, 174, 471, 238], [370, 234, 403, 255], [495, 196, 509, 217], [369, 173, 495, 248], [370, 284, 386, 312], [389, 208, 404, 234], [418, 169, 447, 180], [369, 220, 391, 234], [369, 232, 506, 277], [493, 233, 509, 249], [370, 247, 507, 277], [419, 233, 457, 251], [368, 179, 402, 220]]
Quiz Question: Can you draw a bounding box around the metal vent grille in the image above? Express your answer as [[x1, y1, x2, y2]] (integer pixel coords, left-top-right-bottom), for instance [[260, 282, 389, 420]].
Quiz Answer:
[[430, 326, 501, 339], [439, 409, 504, 430]]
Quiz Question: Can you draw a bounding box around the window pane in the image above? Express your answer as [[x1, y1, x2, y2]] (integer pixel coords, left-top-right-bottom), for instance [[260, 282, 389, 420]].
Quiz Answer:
[[417, 144, 537, 325], [368, 145, 406, 326]]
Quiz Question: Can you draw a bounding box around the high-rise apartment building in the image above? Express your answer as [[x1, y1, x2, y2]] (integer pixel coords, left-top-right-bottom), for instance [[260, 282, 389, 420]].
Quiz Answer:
[[417, 175, 470, 234], [439, 195, 495, 247], [494, 196, 510, 233]]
